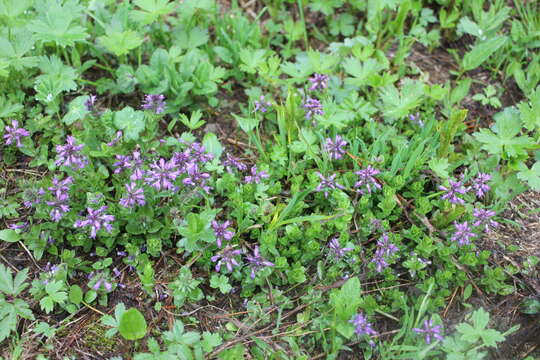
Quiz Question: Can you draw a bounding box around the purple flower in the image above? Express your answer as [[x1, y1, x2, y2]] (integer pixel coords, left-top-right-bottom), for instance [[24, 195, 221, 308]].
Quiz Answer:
[[212, 220, 235, 248], [469, 173, 491, 198], [106, 131, 123, 147], [23, 187, 46, 208], [146, 158, 180, 191], [113, 154, 132, 174], [473, 208, 498, 232], [4, 120, 30, 148], [376, 233, 398, 257], [187, 142, 214, 164], [308, 73, 329, 91], [413, 319, 443, 344], [91, 278, 113, 292], [254, 96, 272, 113], [46, 192, 70, 222], [450, 221, 476, 246], [85, 95, 97, 111], [371, 234, 398, 273], [142, 94, 166, 114], [324, 135, 348, 160], [408, 112, 424, 127], [223, 153, 247, 173], [182, 162, 211, 192], [354, 166, 382, 194], [55, 135, 88, 169], [315, 172, 345, 198], [112, 267, 121, 278], [439, 179, 467, 205], [303, 97, 324, 119], [349, 313, 377, 347], [129, 150, 145, 181], [8, 222, 28, 230], [211, 247, 242, 272], [119, 183, 146, 208], [48, 176, 73, 198], [328, 238, 354, 258], [74, 206, 115, 238], [244, 165, 269, 184], [245, 246, 274, 279]]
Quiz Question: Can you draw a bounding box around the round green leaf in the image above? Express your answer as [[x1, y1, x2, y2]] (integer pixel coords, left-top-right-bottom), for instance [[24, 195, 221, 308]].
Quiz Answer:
[[0, 229, 21, 243], [119, 308, 147, 340]]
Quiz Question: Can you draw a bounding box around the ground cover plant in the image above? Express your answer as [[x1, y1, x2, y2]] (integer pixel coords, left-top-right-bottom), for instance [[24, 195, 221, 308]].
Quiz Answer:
[[0, 0, 539, 358]]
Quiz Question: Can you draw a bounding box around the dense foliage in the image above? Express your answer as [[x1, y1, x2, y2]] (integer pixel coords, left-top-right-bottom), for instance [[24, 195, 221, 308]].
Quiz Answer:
[[0, 0, 539, 359]]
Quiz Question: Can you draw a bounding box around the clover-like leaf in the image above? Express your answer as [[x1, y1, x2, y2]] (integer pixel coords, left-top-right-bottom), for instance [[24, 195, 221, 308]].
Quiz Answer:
[[114, 106, 146, 141]]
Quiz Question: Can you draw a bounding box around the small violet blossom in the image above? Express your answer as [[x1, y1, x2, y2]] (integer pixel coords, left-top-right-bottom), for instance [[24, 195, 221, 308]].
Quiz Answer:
[[74, 206, 115, 238], [354, 166, 381, 194], [303, 97, 324, 119], [146, 158, 180, 191], [245, 246, 274, 279], [349, 313, 377, 347], [3, 120, 30, 148], [23, 187, 46, 208], [223, 153, 247, 173], [141, 94, 166, 114], [315, 172, 345, 198], [119, 183, 146, 208], [324, 135, 348, 160], [254, 96, 272, 113], [183, 162, 211, 192], [244, 165, 269, 184], [450, 221, 476, 246], [413, 319, 444, 344], [211, 247, 242, 273], [91, 278, 113, 292], [212, 220, 235, 248], [439, 179, 467, 205], [469, 173, 491, 198], [328, 237, 354, 259], [473, 208, 498, 232], [308, 73, 329, 91], [85, 95, 97, 111], [47, 193, 70, 222], [55, 135, 88, 169], [106, 131, 123, 147], [371, 234, 398, 273]]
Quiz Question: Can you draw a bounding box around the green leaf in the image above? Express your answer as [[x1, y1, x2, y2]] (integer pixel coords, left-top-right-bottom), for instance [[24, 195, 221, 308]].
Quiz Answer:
[[174, 26, 209, 49], [119, 308, 147, 340], [517, 162, 540, 190], [232, 114, 259, 134], [202, 132, 223, 158], [114, 106, 146, 141], [462, 36, 508, 71], [428, 158, 450, 178], [518, 86, 540, 131], [380, 79, 425, 122], [63, 96, 90, 125], [0, 229, 20, 243], [131, 0, 175, 25], [99, 31, 144, 57], [68, 285, 83, 305]]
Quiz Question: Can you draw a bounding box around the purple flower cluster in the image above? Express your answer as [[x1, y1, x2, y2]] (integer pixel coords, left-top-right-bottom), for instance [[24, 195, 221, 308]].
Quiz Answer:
[[254, 96, 272, 113], [245, 246, 274, 279], [244, 165, 269, 184], [469, 173, 491, 198], [85, 95, 97, 111], [349, 313, 377, 347], [74, 206, 115, 238], [354, 165, 382, 194], [472, 208, 498, 232], [55, 135, 88, 169], [413, 319, 443, 344], [371, 233, 398, 273], [106, 130, 123, 147], [46, 176, 73, 222], [303, 97, 324, 119], [223, 153, 247, 173], [439, 179, 467, 205], [88, 272, 113, 292], [439, 172, 492, 204], [450, 221, 476, 246], [142, 94, 166, 114], [113, 149, 145, 180], [4, 120, 30, 148], [119, 183, 146, 208], [146, 158, 180, 191], [308, 73, 329, 91], [324, 135, 347, 160], [183, 162, 211, 193], [23, 187, 46, 208], [212, 220, 235, 248], [211, 246, 242, 272], [328, 237, 353, 259], [315, 172, 345, 198]]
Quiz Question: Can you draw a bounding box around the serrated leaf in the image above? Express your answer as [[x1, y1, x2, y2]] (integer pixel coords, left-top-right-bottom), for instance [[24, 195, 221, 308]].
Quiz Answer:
[[380, 79, 425, 122], [99, 31, 143, 57], [517, 162, 540, 190], [63, 96, 90, 125], [114, 106, 146, 140], [119, 308, 147, 340], [131, 0, 175, 25]]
